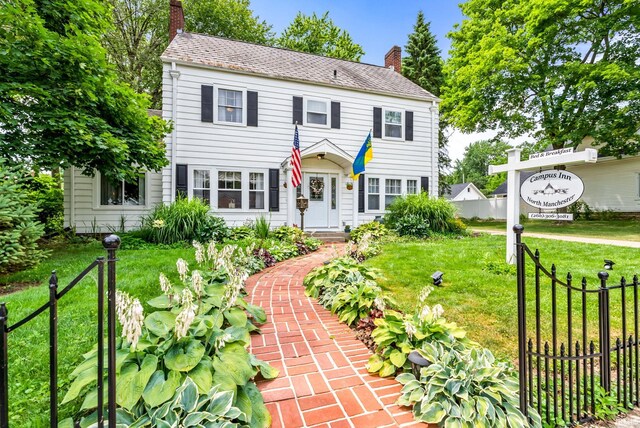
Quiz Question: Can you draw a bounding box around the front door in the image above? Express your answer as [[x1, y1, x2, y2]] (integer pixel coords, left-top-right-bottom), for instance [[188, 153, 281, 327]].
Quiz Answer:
[[296, 173, 339, 229]]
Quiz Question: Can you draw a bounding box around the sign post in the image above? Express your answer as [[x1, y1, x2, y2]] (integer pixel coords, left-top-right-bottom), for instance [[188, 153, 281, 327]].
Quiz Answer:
[[489, 148, 597, 264]]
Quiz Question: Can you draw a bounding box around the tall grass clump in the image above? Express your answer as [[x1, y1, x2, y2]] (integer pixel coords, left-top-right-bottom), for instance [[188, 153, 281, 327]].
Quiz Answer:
[[254, 215, 271, 239], [141, 198, 228, 244], [384, 193, 465, 238]]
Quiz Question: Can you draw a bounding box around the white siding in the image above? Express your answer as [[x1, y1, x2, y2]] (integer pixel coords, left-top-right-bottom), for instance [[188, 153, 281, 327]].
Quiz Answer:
[[567, 157, 640, 212], [453, 198, 537, 220], [161, 62, 436, 228], [64, 168, 162, 233]]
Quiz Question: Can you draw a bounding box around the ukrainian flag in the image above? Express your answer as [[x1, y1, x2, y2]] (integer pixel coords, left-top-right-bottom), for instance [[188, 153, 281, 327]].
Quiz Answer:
[[351, 132, 373, 180]]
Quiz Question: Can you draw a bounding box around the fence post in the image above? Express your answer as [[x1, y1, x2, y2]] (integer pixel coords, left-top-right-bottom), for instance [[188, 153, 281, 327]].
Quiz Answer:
[[49, 271, 58, 427], [96, 257, 105, 427], [598, 271, 611, 392], [0, 303, 8, 427], [103, 234, 120, 427], [514, 224, 528, 415]]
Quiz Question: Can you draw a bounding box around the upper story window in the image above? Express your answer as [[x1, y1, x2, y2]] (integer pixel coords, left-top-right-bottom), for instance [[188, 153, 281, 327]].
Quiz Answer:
[[306, 99, 329, 126], [100, 174, 145, 206], [384, 109, 403, 139], [217, 88, 244, 124]]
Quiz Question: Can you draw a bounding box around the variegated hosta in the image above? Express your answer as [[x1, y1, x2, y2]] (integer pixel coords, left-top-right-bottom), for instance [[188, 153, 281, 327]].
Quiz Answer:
[[61, 241, 278, 428], [396, 343, 541, 428]]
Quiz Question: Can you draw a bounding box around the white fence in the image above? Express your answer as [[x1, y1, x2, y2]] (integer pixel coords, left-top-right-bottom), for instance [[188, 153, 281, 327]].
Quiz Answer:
[[452, 198, 537, 219]]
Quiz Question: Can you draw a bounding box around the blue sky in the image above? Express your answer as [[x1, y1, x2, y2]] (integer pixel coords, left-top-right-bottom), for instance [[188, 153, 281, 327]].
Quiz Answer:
[[251, 1, 464, 65]]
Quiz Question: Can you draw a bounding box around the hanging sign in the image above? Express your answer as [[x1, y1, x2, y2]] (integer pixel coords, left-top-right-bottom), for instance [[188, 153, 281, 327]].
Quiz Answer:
[[520, 170, 584, 209]]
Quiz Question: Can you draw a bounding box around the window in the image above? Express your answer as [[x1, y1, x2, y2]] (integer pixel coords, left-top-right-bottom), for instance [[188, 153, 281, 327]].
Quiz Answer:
[[100, 174, 145, 206], [306, 99, 328, 125], [218, 171, 242, 209], [407, 179, 418, 194], [385, 179, 402, 208], [331, 177, 337, 210], [217, 89, 243, 123], [368, 178, 380, 210], [249, 172, 265, 209], [193, 170, 211, 204], [384, 109, 403, 138]]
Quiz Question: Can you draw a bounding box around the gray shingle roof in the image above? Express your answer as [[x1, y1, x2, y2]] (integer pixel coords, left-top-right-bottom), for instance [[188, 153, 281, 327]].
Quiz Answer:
[[492, 172, 536, 195], [444, 183, 472, 200], [162, 33, 437, 101]]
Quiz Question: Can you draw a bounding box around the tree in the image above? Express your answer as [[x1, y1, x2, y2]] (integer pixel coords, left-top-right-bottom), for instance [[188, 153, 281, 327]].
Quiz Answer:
[[103, 0, 273, 109], [443, 0, 640, 156], [402, 11, 450, 195], [0, 0, 170, 182], [450, 140, 538, 194], [276, 12, 364, 61]]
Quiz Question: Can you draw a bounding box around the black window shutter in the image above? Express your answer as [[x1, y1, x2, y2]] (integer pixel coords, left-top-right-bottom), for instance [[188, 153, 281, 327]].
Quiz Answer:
[[247, 91, 258, 126], [373, 107, 382, 138], [269, 168, 279, 212], [176, 164, 188, 198], [201, 85, 213, 122], [358, 174, 365, 213], [405, 111, 414, 141], [331, 101, 341, 129], [420, 176, 429, 195], [293, 96, 303, 124]]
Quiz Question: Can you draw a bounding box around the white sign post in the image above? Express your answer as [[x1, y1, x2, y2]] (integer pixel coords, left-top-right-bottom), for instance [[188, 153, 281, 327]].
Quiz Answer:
[[488, 148, 598, 264]]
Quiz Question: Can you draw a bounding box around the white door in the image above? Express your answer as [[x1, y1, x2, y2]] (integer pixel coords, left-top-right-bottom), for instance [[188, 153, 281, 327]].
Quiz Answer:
[[304, 173, 329, 228]]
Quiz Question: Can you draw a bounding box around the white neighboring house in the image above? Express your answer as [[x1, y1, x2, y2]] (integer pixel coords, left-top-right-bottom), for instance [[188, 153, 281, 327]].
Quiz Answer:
[[63, 0, 439, 233], [444, 183, 486, 201]]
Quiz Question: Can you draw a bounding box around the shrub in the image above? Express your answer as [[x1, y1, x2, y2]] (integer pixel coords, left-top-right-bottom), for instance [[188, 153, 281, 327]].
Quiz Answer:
[[141, 198, 228, 244], [0, 162, 47, 273], [303, 237, 322, 251], [61, 242, 277, 427], [568, 200, 593, 220], [384, 193, 463, 237], [350, 221, 388, 243], [254, 215, 270, 239], [24, 172, 64, 234], [229, 226, 255, 240], [396, 344, 538, 427], [271, 225, 305, 243]]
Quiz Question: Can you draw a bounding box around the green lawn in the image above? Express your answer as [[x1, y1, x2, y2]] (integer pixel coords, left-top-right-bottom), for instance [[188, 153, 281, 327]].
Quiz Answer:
[[365, 235, 640, 361], [0, 241, 196, 426], [466, 219, 640, 241]]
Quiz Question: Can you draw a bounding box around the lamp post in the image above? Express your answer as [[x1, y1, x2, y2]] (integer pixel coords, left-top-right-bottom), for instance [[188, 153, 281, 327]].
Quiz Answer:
[[296, 195, 309, 231]]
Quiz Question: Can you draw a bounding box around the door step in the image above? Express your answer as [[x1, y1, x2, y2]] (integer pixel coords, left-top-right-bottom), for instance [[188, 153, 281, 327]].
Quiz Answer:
[[306, 231, 350, 243]]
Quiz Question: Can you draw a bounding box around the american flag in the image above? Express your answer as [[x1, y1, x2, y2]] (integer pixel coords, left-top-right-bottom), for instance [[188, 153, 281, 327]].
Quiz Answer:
[[290, 125, 302, 188]]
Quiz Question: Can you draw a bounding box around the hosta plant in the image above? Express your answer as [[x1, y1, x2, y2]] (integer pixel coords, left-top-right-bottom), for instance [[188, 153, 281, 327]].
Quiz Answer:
[[329, 272, 387, 326], [60, 241, 277, 427], [350, 221, 388, 244], [367, 287, 473, 377], [303, 256, 380, 300], [396, 343, 541, 427]]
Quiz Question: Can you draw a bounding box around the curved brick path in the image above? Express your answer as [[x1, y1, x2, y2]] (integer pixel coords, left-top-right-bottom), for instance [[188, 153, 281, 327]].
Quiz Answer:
[[246, 245, 425, 428]]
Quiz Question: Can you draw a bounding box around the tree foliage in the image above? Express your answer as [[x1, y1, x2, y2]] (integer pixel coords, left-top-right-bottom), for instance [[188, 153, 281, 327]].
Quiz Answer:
[[183, 0, 274, 44], [450, 140, 538, 194], [402, 11, 450, 195], [277, 12, 365, 61], [0, 0, 170, 182], [443, 0, 640, 155]]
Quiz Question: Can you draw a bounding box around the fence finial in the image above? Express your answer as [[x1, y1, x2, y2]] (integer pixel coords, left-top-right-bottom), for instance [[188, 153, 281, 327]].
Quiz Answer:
[[598, 271, 610, 282], [49, 270, 58, 289], [513, 224, 524, 234], [102, 234, 121, 250]]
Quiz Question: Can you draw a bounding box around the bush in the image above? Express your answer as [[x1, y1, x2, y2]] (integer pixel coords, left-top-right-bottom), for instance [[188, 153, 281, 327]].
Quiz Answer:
[[141, 198, 228, 244], [24, 172, 64, 234], [229, 226, 255, 240], [0, 162, 47, 273], [350, 221, 388, 243], [271, 225, 305, 243], [385, 193, 463, 237]]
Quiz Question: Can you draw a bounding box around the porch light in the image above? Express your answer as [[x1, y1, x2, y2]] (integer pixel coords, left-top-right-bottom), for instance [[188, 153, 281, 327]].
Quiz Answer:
[[317, 153, 325, 160], [432, 271, 444, 286], [604, 260, 615, 270]]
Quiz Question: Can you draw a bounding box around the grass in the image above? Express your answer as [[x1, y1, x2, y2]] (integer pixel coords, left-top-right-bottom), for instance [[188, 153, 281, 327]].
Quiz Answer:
[[466, 219, 640, 241], [365, 235, 640, 361], [0, 240, 197, 426]]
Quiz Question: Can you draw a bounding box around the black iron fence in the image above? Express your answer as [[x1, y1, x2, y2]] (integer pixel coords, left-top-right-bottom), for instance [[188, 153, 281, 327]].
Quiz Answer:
[[0, 235, 121, 428], [515, 225, 639, 426]]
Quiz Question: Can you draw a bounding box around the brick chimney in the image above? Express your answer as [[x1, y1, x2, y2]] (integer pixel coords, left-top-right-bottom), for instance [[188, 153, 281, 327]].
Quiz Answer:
[[384, 46, 402, 73], [169, 0, 184, 42]]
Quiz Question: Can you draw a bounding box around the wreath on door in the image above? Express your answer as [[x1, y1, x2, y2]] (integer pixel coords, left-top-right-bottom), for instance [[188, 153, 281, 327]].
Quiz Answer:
[[310, 177, 324, 196]]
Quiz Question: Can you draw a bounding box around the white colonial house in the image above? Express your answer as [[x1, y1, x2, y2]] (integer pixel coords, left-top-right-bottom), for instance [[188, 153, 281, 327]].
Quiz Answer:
[[63, 0, 439, 233]]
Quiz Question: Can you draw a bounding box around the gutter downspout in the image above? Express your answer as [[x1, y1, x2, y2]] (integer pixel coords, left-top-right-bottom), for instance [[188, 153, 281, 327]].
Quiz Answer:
[[169, 62, 181, 203]]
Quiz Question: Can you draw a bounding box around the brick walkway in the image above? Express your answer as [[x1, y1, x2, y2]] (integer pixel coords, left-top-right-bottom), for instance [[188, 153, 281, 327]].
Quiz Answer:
[[246, 245, 425, 428]]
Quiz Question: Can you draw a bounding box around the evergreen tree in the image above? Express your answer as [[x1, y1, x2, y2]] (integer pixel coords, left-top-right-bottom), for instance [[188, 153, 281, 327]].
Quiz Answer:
[[402, 12, 450, 195]]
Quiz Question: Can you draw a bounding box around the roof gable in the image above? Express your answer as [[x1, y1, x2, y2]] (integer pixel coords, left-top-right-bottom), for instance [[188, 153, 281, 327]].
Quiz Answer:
[[162, 33, 437, 102]]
